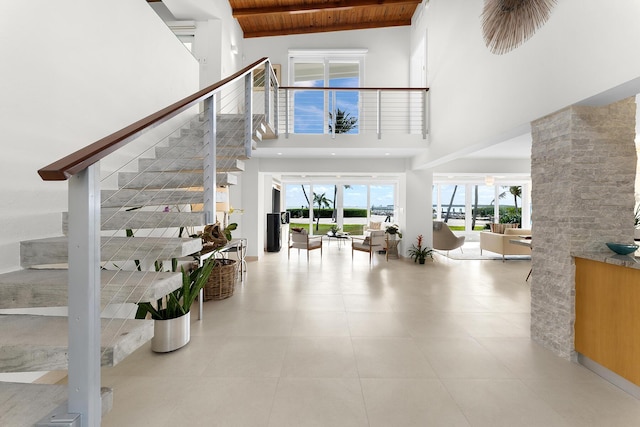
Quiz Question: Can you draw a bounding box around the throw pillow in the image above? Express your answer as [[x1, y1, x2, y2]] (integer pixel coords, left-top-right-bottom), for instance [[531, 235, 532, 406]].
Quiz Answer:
[[369, 221, 381, 230]]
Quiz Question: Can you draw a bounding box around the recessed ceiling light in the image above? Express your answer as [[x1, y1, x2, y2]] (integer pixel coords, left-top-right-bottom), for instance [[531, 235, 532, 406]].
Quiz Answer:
[[385, 152, 390, 156], [331, 152, 336, 156], [277, 152, 282, 155]]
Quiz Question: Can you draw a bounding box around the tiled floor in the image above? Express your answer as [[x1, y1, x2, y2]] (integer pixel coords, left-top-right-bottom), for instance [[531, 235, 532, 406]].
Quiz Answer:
[[101, 246, 640, 426]]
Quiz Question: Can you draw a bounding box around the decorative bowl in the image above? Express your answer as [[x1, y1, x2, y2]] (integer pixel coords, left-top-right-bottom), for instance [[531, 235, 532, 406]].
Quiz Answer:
[[605, 242, 639, 255]]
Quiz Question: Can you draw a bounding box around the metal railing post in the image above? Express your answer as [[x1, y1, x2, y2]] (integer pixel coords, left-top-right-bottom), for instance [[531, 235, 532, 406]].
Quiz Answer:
[[274, 78, 279, 138], [377, 90, 382, 139], [245, 73, 253, 158], [423, 89, 429, 139], [285, 88, 290, 138], [203, 95, 216, 225], [67, 163, 101, 426], [265, 62, 271, 125], [331, 90, 336, 139]]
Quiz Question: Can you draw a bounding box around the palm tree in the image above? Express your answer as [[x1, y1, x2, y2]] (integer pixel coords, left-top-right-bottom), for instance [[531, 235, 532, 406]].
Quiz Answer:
[[329, 108, 358, 134], [313, 192, 332, 230], [443, 185, 458, 223], [496, 186, 522, 209]]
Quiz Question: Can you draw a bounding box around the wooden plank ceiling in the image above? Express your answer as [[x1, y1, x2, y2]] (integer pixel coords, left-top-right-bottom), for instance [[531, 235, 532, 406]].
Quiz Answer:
[[229, 0, 422, 38]]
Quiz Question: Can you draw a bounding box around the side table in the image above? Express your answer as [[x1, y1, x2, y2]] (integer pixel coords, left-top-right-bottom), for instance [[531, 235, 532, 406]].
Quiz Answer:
[[385, 238, 400, 261]]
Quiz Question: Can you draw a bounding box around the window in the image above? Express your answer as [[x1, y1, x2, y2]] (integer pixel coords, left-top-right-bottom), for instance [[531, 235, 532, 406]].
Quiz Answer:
[[285, 181, 396, 235], [289, 50, 365, 134]]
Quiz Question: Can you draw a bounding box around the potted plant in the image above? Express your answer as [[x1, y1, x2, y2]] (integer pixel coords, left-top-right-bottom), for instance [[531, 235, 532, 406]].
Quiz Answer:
[[408, 235, 434, 264], [135, 257, 216, 352], [385, 224, 402, 239], [329, 224, 341, 236]]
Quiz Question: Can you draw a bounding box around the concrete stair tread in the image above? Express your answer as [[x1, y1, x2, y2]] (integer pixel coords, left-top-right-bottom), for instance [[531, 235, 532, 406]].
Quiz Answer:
[[101, 189, 204, 208], [155, 141, 255, 159], [118, 171, 237, 189], [138, 158, 244, 172], [0, 314, 153, 372], [0, 269, 184, 310], [0, 383, 112, 426], [62, 210, 206, 232], [21, 236, 203, 267]]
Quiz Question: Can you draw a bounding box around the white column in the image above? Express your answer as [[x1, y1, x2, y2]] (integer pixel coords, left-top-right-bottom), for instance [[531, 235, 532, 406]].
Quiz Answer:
[[464, 184, 473, 231], [522, 181, 532, 228], [405, 169, 433, 255], [242, 159, 264, 259]]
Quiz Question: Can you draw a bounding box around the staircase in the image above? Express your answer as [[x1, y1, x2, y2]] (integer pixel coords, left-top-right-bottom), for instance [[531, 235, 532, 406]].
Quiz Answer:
[[0, 101, 275, 424]]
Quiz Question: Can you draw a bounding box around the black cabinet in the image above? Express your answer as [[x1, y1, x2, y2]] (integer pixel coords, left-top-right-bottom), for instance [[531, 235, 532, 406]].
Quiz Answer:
[[266, 213, 281, 252]]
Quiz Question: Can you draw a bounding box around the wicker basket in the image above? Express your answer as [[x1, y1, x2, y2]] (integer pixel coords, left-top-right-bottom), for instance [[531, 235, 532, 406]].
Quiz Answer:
[[204, 258, 237, 301]]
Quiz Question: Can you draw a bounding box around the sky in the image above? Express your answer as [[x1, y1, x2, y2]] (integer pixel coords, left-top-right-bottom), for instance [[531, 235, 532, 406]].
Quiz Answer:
[[293, 77, 359, 134], [435, 185, 520, 207], [286, 184, 395, 209]]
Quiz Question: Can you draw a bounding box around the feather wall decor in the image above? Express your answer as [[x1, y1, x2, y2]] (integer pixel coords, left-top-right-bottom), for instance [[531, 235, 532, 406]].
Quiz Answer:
[[482, 0, 557, 55]]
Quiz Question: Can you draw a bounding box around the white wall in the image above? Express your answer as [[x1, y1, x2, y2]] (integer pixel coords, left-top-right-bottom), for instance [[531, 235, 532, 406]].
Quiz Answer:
[[0, 1, 199, 273], [413, 0, 640, 168], [243, 27, 411, 87]]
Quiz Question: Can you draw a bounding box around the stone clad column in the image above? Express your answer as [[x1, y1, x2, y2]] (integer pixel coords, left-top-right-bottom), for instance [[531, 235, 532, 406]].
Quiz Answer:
[[530, 97, 637, 359]]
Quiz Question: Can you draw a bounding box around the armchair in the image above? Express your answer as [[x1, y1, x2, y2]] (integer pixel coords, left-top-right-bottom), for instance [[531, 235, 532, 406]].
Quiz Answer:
[[352, 230, 385, 263], [288, 228, 323, 261], [432, 221, 465, 255]]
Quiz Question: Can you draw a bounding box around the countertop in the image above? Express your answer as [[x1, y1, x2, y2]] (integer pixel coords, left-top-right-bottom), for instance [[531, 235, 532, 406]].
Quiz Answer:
[[572, 250, 640, 270]]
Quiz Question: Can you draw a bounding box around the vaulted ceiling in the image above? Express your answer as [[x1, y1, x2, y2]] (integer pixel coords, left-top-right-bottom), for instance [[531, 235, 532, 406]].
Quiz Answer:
[[228, 0, 422, 38]]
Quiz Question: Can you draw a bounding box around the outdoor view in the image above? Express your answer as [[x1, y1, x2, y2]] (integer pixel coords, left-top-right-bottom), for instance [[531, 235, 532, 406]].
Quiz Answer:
[[285, 183, 395, 235], [433, 184, 525, 232], [292, 61, 360, 135]]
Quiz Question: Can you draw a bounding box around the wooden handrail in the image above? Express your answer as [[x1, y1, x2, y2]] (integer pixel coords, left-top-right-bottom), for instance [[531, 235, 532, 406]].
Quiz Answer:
[[38, 57, 271, 181], [279, 86, 428, 91]]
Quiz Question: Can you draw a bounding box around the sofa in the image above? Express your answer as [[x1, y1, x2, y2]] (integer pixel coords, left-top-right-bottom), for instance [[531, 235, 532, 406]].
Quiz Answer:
[[480, 227, 531, 260]]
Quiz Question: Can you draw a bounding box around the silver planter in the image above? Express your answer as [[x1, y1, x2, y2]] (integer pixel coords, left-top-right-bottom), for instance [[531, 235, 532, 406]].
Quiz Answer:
[[151, 311, 190, 353]]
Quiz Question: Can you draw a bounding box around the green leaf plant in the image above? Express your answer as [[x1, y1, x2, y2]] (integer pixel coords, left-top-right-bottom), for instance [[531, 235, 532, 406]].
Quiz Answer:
[[135, 257, 216, 320]]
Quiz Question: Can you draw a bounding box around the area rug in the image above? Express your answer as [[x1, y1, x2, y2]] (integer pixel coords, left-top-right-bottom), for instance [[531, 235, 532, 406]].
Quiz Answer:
[[437, 242, 531, 261]]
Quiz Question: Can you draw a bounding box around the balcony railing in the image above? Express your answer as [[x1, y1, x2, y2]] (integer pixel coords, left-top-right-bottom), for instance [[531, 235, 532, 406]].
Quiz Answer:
[[278, 86, 429, 139]]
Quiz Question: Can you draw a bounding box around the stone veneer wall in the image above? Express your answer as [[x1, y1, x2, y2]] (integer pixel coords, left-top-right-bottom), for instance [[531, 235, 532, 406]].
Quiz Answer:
[[530, 97, 637, 359]]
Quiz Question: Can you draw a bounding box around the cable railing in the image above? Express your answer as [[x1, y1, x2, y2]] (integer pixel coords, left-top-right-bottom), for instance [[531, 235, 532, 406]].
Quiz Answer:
[[35, 57, 278, 426], [278, 86, 429, 139]]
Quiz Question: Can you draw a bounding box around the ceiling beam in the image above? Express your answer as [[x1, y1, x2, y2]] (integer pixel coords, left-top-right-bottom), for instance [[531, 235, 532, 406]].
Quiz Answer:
[[242, 19, 412, 38], [232, 0, 420, 18]]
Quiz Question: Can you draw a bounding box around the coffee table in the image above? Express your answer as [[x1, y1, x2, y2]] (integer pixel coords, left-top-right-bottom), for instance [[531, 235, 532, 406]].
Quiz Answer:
[[326, 232, 350, 248]]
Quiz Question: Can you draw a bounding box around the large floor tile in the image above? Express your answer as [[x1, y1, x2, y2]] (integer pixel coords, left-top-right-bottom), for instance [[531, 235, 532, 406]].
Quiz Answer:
[[476, 338, 602, 381], [361, 378, 471, 426], [281, 337, 358, 378], [201, 336, 289, 377], [268, 378, 369, 427], [347, 312, 409, 337], [442, 378, 569, 427], [162, 378, 278, 427], [291, 311, 351, 336], [352, 337, 437, 378], [523, 379, 640, 427], [416, 337, 513, 379]]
